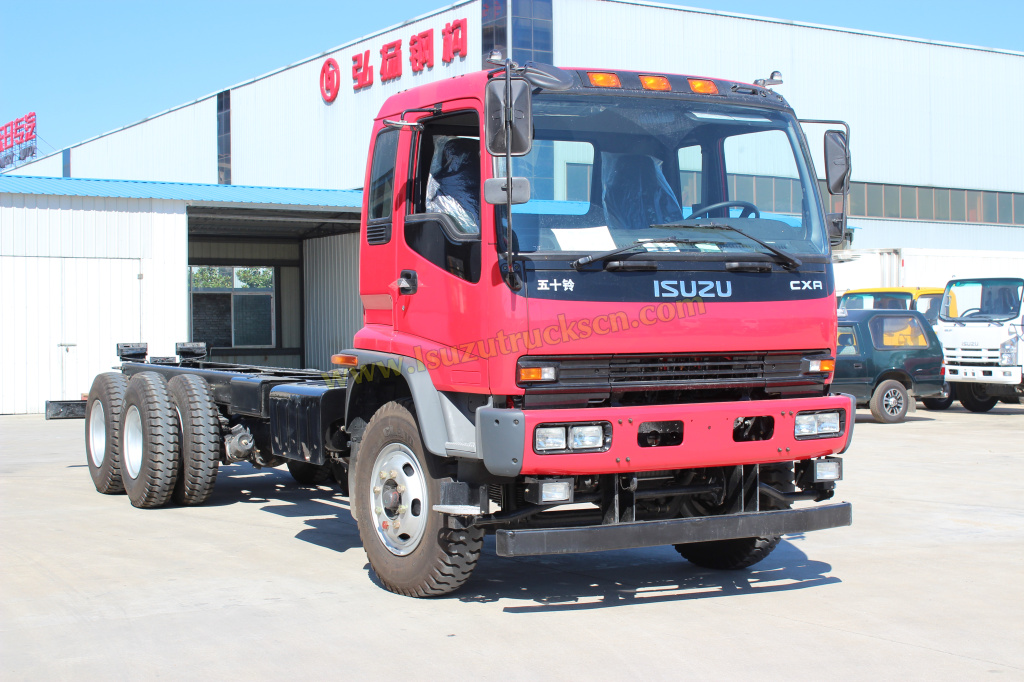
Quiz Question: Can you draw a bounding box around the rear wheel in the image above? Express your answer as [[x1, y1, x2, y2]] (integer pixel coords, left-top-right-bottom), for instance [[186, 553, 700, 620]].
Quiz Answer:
[[121, 372, 180, 508], [85, 373, 129, 494], [353, 400, 483, 597], [922, 382, 955, 410], [958, 383, 999, 413], [870, 380, 909, 423], [168, 375, 221, 506], [674, 464, 792, 570]]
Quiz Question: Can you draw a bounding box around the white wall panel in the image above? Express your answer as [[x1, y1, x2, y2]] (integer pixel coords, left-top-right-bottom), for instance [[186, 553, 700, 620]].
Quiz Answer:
[[43, 98, 218, 183], [554, 0, 1024, 192], [6, 152, 63, 177], [231, 2, 481, 190], [0, 196, 187, 414], [849, 218, 1024, 251], [303, 232, 362, 369]]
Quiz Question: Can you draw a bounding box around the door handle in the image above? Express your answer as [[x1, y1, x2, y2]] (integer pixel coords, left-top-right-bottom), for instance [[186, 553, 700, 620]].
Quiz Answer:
[[852, 363, 863, 368], [397, 270, 418, 295]]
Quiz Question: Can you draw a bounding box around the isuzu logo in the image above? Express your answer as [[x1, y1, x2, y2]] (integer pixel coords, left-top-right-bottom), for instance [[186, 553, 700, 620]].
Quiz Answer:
[[654, 280, 732, 298], [790, 280, 824, 291]]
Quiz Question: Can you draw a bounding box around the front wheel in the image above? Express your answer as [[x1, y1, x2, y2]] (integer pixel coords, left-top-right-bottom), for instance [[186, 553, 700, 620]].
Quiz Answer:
[[353, 400, 483, 597], [958, 383, 999, 413]]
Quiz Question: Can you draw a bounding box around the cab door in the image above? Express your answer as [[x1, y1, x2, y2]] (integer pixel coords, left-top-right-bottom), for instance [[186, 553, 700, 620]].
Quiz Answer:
[[390, 105, 492, 391]]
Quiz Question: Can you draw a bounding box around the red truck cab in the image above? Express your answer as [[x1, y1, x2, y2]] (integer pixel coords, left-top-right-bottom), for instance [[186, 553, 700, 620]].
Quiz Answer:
[[340, 63, 854, 595]]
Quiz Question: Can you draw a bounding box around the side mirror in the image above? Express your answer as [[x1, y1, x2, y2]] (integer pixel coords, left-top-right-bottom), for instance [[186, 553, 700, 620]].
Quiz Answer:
[[485, 78, 532, 157], [484, 177, 531, 205], [824, 130, 850, 195]]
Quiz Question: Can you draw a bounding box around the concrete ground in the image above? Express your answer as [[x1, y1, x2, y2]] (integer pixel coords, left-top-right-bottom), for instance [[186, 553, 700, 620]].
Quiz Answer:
[[1, 402, 1022, 681]]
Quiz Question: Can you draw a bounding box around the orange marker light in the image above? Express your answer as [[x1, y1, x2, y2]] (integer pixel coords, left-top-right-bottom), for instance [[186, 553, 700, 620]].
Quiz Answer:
[[687, 78, 719, 95], [331, 354, 359, 367], [819, 359, 836, 373], [588, 72, 621, 88], [518, 366, 556, 382], [640, 75, 671, 91]]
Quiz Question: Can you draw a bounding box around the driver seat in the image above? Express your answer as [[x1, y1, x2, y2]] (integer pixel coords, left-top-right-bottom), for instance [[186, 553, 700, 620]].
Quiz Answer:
[[602, 154, 683, 231]]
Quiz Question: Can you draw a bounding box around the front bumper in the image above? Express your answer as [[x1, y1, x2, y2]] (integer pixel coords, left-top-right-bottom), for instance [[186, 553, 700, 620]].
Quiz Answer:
[[477, 394, 855, 477], [495, 502, 852, 556], [946, 365, 1022, 385]]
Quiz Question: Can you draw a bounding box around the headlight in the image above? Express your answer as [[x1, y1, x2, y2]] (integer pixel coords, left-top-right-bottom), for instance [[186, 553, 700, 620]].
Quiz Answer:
[[535, 426, 566, 451], [569, 425, 604, 449], [1000, 337, 1018, 367], [813, 457, 843, 481], [794, 410, 842, 438]]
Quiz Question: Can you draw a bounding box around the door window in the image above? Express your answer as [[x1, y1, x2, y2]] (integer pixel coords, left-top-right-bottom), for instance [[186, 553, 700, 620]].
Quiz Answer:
[[837, 325, 859, 355]]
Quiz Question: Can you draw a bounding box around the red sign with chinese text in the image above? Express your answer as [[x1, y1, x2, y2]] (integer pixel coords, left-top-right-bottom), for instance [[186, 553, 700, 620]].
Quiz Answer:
[[325, 18, 467, 95], [0, 113, 36, 153]]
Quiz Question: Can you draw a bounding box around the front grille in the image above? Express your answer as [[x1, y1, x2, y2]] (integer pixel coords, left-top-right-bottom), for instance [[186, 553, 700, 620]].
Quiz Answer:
[[944, 346, 1000, 366], [525, 350, 825, 393]]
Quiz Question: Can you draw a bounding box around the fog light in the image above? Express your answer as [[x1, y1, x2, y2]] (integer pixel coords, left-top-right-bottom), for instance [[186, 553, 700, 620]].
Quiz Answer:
[[815, 412, 840, 434], [540, 480, 573, 503], [813, 458, 843, 482], [569, 425, 603, 449], [794, 414, 817, 436], [535, 426, 566, 451]]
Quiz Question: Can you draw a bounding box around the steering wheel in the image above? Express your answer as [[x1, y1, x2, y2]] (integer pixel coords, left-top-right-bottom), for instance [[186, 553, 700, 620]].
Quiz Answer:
[[959, 308, 982, 318], [689, 200, 760, 219]]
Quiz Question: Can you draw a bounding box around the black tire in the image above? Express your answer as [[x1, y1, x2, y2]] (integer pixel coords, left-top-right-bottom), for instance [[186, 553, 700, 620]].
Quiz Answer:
[[121, 372, 180, 508], [922, 382, 955, 411], [287, 460, 334, 486], [168, 375, 221, 506], [85, 372, 129, 494], [674, 463, 793, 570], [353, 400, 483, 597], [870, 379, 909, 423], [958, 383, 999, 413]]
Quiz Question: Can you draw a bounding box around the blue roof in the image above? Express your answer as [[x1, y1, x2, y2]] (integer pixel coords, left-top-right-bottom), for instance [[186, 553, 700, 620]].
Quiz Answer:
[[0, 175, 362, 209]]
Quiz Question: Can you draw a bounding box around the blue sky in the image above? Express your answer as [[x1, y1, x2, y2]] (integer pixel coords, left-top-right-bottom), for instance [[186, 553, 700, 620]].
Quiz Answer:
[[2, 0, 1021, 157]]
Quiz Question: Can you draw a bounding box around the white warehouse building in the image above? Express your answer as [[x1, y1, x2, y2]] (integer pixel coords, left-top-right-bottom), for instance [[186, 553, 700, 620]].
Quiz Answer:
[[2, 0, 1023, 413]]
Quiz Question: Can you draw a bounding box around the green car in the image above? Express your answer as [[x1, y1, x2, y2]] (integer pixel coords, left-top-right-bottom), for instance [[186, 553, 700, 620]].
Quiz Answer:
[[834, 309, 946, 423]]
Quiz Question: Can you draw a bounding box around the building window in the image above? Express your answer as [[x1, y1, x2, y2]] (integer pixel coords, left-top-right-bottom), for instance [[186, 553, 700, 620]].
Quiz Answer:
[[511, 0, 553, 65], [190, 266, 275, 348], [217, 91, 231, 185], [61, 148, 71, 178], [481, 0, 508, 67]]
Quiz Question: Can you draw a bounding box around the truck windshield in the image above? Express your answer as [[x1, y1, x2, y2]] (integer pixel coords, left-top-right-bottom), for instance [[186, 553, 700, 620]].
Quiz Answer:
[[940, 278, 1024, 322], [494, 93, 827, 258]]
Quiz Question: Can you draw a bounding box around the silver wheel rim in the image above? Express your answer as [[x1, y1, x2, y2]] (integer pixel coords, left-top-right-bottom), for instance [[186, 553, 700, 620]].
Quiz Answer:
[[369, 443, 428, 556], [123, 405, 144, 479], [883, 388, 905, 416], [88, 400, 106, 467]]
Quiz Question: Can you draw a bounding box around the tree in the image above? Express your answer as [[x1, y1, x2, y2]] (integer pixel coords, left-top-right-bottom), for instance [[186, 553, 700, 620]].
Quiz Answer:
[[235, 267, 274, 289], [191, 266, 232, 289]]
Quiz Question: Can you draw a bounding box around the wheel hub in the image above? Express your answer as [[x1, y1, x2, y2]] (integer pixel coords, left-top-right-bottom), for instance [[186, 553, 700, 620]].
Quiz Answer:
[[369, 443, 427, 556], [883, 388, 904, 416]]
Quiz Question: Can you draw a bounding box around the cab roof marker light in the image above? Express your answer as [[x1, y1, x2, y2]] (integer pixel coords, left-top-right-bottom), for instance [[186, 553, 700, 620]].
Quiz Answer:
[[640, 75, 671, 91], [687, 78, 719, 95], [588, 72, 621, 88]]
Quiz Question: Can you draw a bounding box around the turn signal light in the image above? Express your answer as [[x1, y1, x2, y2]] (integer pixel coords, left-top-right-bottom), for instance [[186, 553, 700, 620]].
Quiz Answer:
[[687, 78, 719, 94], [331, 354, 359, 367], [519, 366, 557, 382], [640, 75, 671, 91], [588, 72, 621, 88]]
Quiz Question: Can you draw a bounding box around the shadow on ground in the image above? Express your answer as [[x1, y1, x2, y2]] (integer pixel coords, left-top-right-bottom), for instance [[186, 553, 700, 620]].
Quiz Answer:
[[190, 464, 842, 608]]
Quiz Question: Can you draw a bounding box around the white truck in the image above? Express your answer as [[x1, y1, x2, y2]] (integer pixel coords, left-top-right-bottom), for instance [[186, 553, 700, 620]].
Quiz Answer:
[[934, 277, 1024, 412], [833, 248, 1024, 295]]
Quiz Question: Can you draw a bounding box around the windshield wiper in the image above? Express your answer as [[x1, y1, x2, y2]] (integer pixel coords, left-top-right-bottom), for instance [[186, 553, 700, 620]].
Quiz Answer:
[[571, 238, 699, 270], [651, 222, 802, 270]]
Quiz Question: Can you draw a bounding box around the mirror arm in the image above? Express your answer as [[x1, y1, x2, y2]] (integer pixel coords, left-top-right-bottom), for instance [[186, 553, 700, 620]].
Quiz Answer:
[[502, 58, 522, 291]]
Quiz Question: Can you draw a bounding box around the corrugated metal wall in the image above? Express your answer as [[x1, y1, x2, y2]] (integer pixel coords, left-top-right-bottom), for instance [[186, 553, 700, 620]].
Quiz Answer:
[[303, 232, 362, 369], [0, 194, 188, 414], [12, 153, 63, 177], [554, 0, 1024, 193], [849, 217, 1024, 251]]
